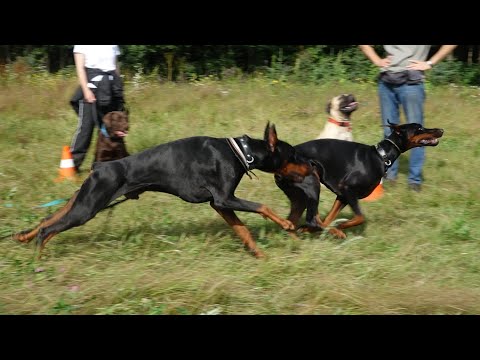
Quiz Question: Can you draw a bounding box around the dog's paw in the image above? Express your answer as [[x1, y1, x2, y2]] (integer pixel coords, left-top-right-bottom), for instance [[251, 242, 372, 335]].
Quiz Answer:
[[329, 228, 347, 239], [280, 219, 295, 231], [254, 249, 266, 259], [297, 225, 309, 233], [297, 224, 322, 234], [287, 230, 300, 241], [12, 230, 35, 243]]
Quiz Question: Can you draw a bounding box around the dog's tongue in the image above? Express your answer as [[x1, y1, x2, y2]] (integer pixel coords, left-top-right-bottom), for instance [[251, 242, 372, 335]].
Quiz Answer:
[[342, 101, 358, 111], [115, 131, 128, 137]]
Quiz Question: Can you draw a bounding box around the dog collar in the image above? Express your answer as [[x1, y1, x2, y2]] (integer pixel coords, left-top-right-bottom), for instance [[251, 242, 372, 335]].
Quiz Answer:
[[375, 144, 392, 171], [384, 138, 402, 153], [226, 137, 257, 179], [100, 123, 110, 138], [375, 139, 402, 172], [328, 118, 352, 131]]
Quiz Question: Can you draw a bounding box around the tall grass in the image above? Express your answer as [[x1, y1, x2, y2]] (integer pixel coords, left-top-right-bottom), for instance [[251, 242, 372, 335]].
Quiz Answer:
[[1, 75, 479, 314]]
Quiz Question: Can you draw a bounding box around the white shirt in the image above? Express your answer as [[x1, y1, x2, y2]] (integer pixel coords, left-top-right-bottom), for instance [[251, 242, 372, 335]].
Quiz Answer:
[[73, 45, 120, 72]]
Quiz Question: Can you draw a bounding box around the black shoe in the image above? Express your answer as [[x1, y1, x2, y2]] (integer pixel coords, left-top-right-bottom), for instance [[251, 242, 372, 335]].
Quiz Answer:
[[408, 183, 422, 192]]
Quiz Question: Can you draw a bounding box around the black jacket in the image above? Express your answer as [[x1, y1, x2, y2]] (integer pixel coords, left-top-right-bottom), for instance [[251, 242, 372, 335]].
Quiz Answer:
[[70, 67, 126, 123]]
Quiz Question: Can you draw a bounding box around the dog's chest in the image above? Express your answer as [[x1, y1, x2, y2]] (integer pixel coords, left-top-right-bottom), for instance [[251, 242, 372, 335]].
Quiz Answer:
[[318, 122, 353, 141]]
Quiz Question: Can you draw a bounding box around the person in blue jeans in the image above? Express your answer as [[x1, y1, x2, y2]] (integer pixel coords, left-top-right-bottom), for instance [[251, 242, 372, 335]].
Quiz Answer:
[[359, 45, 457, 192]]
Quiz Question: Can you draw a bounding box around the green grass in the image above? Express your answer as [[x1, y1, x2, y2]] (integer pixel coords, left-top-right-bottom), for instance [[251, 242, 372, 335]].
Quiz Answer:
[[1, 76, 480, 314]]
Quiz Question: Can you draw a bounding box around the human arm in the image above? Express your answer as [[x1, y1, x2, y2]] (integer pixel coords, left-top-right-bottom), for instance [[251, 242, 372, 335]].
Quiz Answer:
[[114, 45, 121, 76], [358, 45, 392, 68], [115, 58, 121, 76], [73, 52, 96, 103], [407, 45, 458, 71]]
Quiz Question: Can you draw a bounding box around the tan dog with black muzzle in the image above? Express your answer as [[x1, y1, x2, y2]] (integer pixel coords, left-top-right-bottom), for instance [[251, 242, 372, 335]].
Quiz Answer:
[[316, 94, 358, 141]]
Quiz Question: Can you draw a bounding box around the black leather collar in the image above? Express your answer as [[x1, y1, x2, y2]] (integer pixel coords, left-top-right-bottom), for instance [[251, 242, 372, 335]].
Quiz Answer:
[[375, 144, 392, 172], [375, 138, 402, 173], [226, 136, 257, 179]]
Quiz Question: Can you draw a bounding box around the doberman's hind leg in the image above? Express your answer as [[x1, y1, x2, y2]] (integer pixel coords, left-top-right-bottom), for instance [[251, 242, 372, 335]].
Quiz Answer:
[[210, 203, 265, 258], [33, 195, 114, 258], [32, 166, 126, 257], [35, 230, 58, 259], [12, 190, 80, 244]]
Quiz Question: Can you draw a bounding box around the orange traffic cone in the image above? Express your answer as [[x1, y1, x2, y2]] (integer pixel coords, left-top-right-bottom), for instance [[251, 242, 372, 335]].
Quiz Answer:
[[362, 179, 384, 202], [55, 145, 77, 182]]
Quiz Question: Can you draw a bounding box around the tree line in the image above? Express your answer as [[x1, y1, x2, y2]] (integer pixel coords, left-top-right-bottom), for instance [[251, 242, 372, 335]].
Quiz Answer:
[[1, 45, 479, 85]]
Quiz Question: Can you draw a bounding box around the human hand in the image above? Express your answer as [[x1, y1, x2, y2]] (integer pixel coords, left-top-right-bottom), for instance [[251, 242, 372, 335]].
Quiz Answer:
[[376, 55, 392, 68], [84, 88, 96, 103], [407, 60, 432, 71]]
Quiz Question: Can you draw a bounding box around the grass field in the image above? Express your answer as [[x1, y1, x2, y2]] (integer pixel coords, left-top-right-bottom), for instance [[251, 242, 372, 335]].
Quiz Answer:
[[1, 76, 480, 314]]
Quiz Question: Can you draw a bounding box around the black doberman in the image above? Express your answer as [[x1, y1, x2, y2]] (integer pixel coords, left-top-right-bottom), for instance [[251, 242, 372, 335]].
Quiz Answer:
[[13, 122, 312, 258], [275, 122, 444, 238]]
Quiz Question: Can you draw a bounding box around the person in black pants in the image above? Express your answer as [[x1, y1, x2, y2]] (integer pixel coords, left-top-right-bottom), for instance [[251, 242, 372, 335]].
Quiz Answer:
[[69, 45, 127, 172]]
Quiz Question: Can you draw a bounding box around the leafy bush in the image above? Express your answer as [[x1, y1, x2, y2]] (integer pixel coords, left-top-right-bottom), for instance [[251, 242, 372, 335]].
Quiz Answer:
[[289, 46, 378, 84], [428, 59, 464, 85]]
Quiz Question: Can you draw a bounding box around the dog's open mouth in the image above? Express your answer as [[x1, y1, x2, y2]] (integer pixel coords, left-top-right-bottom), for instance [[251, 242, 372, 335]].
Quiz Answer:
[[420, 138, 440, 146], [418, 130, 443, 146], [341, 101, 358, 112]]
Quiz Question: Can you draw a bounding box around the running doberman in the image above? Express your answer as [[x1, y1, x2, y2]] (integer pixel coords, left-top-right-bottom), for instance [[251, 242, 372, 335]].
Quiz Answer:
[[275, 122, 444, 237], [12, 122, 312, 258]]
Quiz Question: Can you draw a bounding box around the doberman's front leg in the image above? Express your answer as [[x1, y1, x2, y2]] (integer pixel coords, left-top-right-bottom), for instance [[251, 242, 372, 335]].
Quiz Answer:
[[211, 192, 295, 231], [335, 196, 365, 232], [320, 192, 366, 238], [302, 172, 324, 229], [256, 204, 295, 230], [210, 203, 265, 258], [315, 198, 348, 238], [275, 174, 307, 228]]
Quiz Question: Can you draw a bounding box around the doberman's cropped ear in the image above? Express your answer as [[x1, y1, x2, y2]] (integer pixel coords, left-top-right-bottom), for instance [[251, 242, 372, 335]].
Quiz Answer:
[[385, 120, 401, 134], [264, 122, 278, 152]]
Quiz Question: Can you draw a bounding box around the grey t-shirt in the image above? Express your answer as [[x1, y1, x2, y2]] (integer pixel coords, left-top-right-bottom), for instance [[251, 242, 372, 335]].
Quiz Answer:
[[382, 45, 431, 73]]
